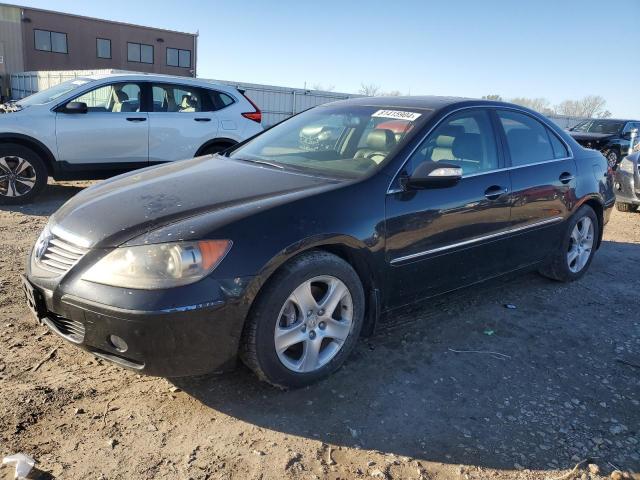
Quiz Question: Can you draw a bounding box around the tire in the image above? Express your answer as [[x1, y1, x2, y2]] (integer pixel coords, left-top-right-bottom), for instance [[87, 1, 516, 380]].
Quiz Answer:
[[538, 205, 599, 282], [0, 143, 48, 205], [616, 202, 638, 213], [240, 250, 365, 389], [201, 142, 234, 156], [605, 149, 620, 169]]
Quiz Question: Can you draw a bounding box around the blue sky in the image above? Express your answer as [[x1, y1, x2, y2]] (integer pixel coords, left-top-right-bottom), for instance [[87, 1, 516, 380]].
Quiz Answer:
[[14, 0, 640, 117]]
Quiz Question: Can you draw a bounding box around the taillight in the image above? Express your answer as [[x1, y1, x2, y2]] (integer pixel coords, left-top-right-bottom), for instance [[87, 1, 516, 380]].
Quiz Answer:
[[241, 93, 262, 124]]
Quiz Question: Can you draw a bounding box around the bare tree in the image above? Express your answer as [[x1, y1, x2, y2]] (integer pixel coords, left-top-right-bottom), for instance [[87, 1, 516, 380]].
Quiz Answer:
[[555, 95, 610, 118], [482, 94, 503, 101], [359, 83, 381, 96], [385, 90, 403, 97], [509, 97, 554, 115], [310, 83, 335, 92]]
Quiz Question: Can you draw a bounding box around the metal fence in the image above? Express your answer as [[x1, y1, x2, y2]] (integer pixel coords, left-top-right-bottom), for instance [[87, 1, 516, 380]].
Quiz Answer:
[[209, 79, 362, 127]]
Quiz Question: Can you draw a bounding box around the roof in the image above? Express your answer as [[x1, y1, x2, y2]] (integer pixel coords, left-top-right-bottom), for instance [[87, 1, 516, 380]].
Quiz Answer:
[[71, 72, 234, 91], [0, 2, 197, 36], [326, 95, 502, 111]]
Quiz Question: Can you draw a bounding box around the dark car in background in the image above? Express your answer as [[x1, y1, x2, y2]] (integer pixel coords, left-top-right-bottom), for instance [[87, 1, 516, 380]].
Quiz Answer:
[[22, 96, 615, 388], [568, 118, 640, 168], [614, 151, 640, 212]]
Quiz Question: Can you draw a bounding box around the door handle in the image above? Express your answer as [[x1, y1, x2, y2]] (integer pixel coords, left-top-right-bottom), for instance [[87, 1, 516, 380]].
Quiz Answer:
[[126, 117, 147, 122], [484, 185, 509, 200], [194, 118, 211, 122], [559, 172, 574, 184]]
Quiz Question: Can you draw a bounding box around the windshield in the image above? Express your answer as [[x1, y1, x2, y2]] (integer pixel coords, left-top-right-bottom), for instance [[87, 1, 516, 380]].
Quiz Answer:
[[18, 78, 94, 106], [571, 119, 625, 135], [228, 105, 431, 178]]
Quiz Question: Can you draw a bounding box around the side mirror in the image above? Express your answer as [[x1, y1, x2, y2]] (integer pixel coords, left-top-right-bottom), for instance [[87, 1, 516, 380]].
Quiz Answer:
[[61, 101, 88, 114], [405, 162, 462, 189]]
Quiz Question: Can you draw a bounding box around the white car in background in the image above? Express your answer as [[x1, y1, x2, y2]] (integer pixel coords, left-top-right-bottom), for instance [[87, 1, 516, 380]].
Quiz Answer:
[[0, 73, 263, 204]]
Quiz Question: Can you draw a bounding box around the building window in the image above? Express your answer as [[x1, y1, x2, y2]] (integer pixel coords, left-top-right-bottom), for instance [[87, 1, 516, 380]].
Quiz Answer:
[[97, 38, 111, 59], [127, 42, 153, 64], [34, 29, 68, 53], [167, 48, 191, 68]]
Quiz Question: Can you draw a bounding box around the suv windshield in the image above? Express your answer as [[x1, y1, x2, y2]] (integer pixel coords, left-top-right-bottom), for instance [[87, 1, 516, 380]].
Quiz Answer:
[[18, 78, 94, 106], [571, 119, 625, 135], [229, 105, 430, 178]]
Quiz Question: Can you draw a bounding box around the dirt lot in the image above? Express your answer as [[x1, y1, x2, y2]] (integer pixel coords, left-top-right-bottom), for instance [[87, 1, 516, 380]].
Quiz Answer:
[[1, 182, 639, 480]]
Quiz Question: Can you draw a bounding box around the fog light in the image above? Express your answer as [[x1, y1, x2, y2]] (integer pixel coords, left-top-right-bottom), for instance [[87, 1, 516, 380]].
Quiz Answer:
[[109, 334, 128, 352]]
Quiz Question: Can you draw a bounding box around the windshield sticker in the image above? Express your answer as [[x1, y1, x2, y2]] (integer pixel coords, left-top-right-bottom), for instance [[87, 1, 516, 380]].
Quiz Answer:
[[71, 80, 88, 85], [372, 109, 422, 121]]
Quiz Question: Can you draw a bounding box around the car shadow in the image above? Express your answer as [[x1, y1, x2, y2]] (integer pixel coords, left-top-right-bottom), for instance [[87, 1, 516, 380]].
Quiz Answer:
[[174, 240, 640, 472], [0, 182, 88, 217]]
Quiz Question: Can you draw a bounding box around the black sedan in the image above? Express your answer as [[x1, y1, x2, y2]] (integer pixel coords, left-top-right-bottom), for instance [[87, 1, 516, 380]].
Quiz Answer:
[[22, 96, 615, 388]]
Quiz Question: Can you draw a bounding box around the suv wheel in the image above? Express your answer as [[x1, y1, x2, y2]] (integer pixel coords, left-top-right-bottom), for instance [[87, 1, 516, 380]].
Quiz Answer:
[[0, 144, 48, 205], [539, 205, 599, 282], [240, 251, 365, 389]]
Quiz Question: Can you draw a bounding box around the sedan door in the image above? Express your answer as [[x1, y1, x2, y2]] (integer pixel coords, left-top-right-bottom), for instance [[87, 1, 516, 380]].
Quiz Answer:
[[385, 108, 512, 308], [55, 82, 149, 169], [495, 110, 577, 268], [147, 83, 219, 163]]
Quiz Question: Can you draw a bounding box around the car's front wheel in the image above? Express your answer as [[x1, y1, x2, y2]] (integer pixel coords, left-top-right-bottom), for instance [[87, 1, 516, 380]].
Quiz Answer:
[[539, 204, 599, 282], [0, 144, 48, 205], [240, 251, 365, 388]]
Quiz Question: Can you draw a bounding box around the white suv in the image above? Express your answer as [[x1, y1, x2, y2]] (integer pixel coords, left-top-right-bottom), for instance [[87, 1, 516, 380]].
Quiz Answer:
[[0, 73, 263, 204]]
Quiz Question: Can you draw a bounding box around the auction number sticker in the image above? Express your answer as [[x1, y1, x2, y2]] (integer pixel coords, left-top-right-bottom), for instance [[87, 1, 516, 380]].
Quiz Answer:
[[372, 109, 422, 121]]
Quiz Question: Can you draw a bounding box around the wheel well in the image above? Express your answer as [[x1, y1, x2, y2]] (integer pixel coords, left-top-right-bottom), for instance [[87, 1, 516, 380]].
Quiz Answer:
[[583, 198, 604, 248], [0, 135, 56, 176], [195, 138, 237, 156], [307, 244, 379, 336]]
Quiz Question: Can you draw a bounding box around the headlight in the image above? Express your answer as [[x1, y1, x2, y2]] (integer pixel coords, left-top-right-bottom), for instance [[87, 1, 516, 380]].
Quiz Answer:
[[82, 240, 232, 289], [619, 158, 635, 174]]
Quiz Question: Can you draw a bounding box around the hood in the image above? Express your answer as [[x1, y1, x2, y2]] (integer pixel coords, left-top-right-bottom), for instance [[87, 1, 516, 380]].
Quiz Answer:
[[569, 131, 616, 142], [50, 156, 338, 248]]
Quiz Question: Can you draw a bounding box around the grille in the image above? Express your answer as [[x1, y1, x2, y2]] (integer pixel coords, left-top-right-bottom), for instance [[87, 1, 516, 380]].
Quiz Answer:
[[36, 234, 89, 275], [44, 315, 85, 343]]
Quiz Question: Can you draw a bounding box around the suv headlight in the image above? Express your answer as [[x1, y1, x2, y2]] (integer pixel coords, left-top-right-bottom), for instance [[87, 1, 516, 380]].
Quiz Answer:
[[82, 240, 232, 289], [619, 158, 635, 174]]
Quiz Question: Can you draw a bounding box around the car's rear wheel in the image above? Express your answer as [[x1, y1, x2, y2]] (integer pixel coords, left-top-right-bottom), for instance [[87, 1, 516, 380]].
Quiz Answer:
[[0, 144, 48, 205], [538, 205, 599, 282], [616, 202, 638, 213], [240, 251, 364, 388], [201, 142, 235, 156]]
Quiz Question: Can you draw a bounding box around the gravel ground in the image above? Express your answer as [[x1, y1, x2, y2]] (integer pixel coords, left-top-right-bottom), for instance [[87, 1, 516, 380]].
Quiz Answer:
[[0, 181, 639, 480]]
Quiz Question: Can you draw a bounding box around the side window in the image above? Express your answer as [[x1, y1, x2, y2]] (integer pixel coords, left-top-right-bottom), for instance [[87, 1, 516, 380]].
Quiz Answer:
[[152, 84, 207, 112], [406, 109, 498, 175], [71, 83, 141, 113], [497, 110, 563, 165], [208, 90, 236, 110]]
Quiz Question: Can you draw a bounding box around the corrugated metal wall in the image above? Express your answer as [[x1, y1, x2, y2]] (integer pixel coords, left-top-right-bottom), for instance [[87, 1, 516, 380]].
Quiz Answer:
[[210, 79, 362, 127], [9, 69, 126, 100]]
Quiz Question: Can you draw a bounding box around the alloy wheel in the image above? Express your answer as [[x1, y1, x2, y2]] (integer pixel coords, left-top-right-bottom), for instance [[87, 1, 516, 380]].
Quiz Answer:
[[0, 156, 37, 198], [606, 151, 618, 168], [567, 216, 594, 273], [274, 275, 353, 373]]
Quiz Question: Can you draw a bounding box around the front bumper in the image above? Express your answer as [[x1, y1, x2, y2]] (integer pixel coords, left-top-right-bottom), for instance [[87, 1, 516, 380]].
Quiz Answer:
[[24, 252, 254, 377]]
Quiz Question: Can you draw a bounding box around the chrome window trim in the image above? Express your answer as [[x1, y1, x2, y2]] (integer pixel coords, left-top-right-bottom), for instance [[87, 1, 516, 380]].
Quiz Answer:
[[386, 104, 574, 194], [389, 216, 563, 265]]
